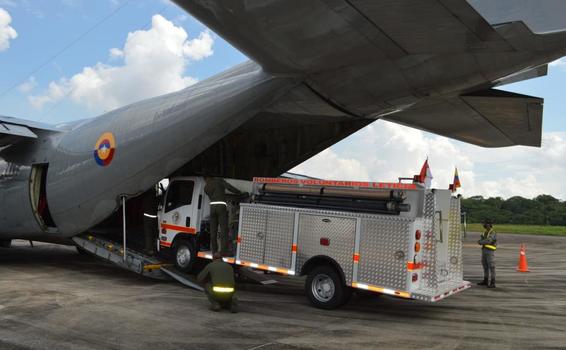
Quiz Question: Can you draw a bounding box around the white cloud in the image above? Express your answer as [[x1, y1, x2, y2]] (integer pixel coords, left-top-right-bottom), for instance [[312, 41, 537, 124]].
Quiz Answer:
[[292, 121, 566, 200], [18, 76, 37, 93], [30, 14, 214, 111], [293, 149, 371, 182], [109, 47, 123, 59], [0, 7, 17, 51]]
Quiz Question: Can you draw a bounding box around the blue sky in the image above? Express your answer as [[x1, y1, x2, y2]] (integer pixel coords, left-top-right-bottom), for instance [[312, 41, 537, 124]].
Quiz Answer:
[[0, 0, 247, 123], [1, 1, 565, 198]]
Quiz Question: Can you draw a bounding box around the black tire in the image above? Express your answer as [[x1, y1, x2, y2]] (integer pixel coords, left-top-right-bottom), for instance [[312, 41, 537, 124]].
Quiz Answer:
[[76, 246, 89, 255], [0, 239, 12, 248], [305, 265, 351, 309], [174, 239, 196, 272]]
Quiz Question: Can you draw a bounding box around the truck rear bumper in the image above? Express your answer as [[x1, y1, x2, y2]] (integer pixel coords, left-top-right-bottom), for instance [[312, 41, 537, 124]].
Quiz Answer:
[[412, 281, 472, 302]]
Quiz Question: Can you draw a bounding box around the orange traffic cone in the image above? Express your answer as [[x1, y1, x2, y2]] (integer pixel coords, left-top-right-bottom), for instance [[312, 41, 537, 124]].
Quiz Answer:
[[517, 244, 530, 272]]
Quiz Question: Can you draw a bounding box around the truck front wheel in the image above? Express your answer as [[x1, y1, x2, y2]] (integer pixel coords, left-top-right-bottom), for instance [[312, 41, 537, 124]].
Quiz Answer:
[[0, 240, 12, 248], [174, 240, 196, 272], [306, 265, 351, 309]]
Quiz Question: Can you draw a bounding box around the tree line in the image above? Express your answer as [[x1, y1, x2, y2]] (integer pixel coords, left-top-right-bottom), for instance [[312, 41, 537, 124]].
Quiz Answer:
[[461, 195, 566, 226]]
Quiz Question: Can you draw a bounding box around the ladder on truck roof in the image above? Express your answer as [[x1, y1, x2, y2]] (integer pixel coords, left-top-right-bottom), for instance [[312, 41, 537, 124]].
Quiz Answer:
[[72, 234, 204, 292]]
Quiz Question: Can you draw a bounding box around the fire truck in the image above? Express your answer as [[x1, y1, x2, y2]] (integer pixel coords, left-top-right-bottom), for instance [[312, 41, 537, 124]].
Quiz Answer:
[[152, 176, 470, 309]]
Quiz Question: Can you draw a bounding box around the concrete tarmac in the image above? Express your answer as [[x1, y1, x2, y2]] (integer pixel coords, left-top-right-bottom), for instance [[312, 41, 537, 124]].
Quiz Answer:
[[1, 233, 565, 350]]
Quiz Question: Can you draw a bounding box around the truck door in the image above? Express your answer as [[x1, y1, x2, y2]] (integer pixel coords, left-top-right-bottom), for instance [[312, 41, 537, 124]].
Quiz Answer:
[[159, 179, 199, 248]]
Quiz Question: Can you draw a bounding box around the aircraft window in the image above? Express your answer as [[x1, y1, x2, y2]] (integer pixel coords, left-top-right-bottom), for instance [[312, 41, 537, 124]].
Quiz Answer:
[[165, 181, 194, 213]]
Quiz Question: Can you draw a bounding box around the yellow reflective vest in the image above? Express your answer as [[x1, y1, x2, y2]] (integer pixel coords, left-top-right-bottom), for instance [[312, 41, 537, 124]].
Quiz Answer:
[[480, 229, 497, 251]]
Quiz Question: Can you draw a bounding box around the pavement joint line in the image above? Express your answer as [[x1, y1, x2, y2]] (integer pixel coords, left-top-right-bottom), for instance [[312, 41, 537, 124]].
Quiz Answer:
[[247, 342, 275, 350]]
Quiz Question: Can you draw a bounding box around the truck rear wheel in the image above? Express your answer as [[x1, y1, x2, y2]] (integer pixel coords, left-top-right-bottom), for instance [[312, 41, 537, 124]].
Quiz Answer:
[[174, 240, 196, 272], [0, 239, 12, 248], [306, 265, 351, 309]]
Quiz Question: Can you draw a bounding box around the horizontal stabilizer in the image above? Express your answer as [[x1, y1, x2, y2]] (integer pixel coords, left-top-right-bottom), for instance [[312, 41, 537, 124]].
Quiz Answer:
[[382, 89, 543, 147]]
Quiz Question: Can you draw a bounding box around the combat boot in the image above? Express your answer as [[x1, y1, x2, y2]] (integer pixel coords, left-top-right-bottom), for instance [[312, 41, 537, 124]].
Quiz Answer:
[[487, 280, 496, 289], [229, 296, 239, 313], [209, 301, 221, 311], [477, 279, 488, 286]]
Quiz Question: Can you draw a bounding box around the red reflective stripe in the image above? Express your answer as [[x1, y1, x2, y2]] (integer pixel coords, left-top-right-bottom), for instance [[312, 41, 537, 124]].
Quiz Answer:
[[159, 241, 171, 247], [252, 177, 417, 190], [161, 223, 196, 234], [407, 262, 422, 271]]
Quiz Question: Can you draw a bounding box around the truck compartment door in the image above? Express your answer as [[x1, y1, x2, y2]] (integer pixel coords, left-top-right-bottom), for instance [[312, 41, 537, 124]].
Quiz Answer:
[[357, 217, 413, 291], [238, 206, 267, 263], [263, 210, 295, 269], [296, 214, 356, 285]]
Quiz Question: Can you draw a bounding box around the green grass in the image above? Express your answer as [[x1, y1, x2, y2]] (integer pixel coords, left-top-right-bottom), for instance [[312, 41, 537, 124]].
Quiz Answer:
[[466, 223, 566, 236]]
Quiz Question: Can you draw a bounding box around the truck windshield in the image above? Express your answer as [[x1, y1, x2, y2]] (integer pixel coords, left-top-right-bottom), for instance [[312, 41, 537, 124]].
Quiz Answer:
[[164, 180, 194, 213]]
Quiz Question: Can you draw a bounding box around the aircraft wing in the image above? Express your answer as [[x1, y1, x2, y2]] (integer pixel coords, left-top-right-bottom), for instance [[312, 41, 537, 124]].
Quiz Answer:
[[174, 0, 513, 75], [0, 116, 59, 147], [165, 0, 566, 180], [172, 0, 565, 152], [382, 89, 543, 147]]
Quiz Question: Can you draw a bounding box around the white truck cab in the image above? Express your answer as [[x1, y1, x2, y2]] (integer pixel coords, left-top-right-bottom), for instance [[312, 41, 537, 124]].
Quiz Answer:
[[156, 176, 251, 271]]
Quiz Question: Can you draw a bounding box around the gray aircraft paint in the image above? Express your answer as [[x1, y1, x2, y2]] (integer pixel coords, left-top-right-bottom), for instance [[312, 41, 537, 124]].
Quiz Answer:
[[1, 0, 566, 240]]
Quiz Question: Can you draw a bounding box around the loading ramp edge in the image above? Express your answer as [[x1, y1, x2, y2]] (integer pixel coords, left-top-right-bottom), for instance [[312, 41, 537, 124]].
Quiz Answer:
[[72, 234, 204, 291], [161, 267, 204, 291]]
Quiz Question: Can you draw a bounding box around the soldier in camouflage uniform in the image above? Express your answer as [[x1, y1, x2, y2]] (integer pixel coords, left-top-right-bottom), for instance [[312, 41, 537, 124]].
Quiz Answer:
[[204, 177, 242, 256], [477, 220, 497, 288], [197, 252, 238, 312]]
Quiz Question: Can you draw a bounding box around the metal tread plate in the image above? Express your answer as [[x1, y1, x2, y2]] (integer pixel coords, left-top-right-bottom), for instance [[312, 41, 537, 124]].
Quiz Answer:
[[357, 216, 413, 290]]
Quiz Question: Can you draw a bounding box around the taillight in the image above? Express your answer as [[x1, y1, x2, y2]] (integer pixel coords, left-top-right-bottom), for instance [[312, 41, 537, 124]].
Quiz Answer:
[[415, 230, 421, 240], [414, 242, 421, 252], [412, 273, 418, 282], [161, 228, 166, 234]]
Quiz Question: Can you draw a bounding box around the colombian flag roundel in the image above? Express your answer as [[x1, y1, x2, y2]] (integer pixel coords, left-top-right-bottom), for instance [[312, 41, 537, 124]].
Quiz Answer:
[[93, 132, 116, 167]]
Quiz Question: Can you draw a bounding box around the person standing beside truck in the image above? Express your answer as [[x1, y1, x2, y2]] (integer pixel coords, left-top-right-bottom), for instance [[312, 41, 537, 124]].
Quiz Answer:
[[204, 177, 242, 256], [197, 252, 238, 312], [477, 220, 497, 288]]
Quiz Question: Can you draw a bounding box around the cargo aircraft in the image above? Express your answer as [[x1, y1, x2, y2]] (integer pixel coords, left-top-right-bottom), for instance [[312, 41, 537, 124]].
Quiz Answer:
[[1, 0, 566, 246]]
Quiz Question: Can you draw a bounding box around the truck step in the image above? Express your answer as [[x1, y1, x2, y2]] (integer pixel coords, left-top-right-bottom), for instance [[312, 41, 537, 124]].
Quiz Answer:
[[237, 267, 278, 285]]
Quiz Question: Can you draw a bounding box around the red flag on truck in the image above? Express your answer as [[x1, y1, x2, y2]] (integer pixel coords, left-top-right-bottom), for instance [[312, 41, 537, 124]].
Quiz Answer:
[[414, 159, 433, 188]]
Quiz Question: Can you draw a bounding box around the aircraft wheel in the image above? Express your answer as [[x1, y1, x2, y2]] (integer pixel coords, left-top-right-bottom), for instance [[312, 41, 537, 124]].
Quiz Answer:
[[0, 239, 12, 248], [174, 240, 196, 272]]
